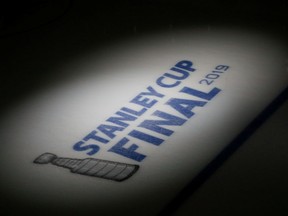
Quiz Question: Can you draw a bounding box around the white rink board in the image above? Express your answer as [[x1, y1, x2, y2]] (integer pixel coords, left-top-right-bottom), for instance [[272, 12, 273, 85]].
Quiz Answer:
[[0, 29, 287, 215]]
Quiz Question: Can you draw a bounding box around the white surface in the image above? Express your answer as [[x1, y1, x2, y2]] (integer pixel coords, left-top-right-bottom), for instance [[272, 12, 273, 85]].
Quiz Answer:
[[0, 29, 287, 215]]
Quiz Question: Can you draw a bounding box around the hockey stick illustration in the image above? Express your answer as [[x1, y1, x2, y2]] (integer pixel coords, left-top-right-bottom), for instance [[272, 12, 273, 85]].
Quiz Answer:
[[34, 153, 139, 182]]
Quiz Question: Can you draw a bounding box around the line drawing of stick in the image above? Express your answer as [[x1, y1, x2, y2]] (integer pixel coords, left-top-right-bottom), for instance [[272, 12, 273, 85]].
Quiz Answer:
[[33, 153, 139, 182]]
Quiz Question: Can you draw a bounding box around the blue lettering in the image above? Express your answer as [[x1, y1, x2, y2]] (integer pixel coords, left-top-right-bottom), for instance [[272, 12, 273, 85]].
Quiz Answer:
[[97, 124, 124, 139], [156, 76, 181, 88], [128, 130, 164, 145], [73, 60, 223, 161], [138, 110, 186, 136], [175, 60, 195, 72], [181, 87, 221, 100], [107, 111, 137, 127], [130, 95, 158, 108], [83, 130, 109, 143], [142, 86, 165, 98], [167, 67, 190, 80], [73, 141, 100, 155], [121, 107, 147, 116], [215, 65, 229, 71], [108, 137, 146, 162], [130, 86, 164, 108], [166, 98, 207, 118]]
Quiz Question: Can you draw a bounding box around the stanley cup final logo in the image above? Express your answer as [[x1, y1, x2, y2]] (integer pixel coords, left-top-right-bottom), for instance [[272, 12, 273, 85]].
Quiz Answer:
[[34, 153, 139, 181]]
